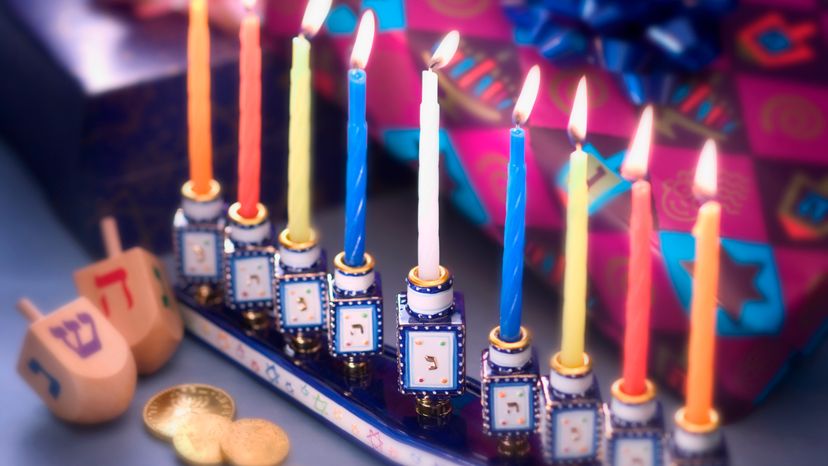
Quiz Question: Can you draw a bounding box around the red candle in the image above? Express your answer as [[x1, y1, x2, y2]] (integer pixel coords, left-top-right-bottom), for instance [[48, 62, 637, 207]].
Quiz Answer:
[[237, 0, 262, 219], [620, 106, 654, 396]]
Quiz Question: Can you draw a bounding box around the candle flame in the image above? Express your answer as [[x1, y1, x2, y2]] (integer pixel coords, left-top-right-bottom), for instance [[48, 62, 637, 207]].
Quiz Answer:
[[349, 10, 375, 69], [512, 65, 541, 126], [429, 30, 460, 70], [300, 0, 332, 38], [621, 105, 654, 180], [242, 0, 256, 11], [693, 139, 718, 200], [567, 76, 588, 145]]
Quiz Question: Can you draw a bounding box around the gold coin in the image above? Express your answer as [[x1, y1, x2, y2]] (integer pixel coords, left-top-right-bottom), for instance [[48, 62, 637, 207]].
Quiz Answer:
[[173, 413, 232, 466], [221, 418, 290, 466], [143, 384, 235, 441]]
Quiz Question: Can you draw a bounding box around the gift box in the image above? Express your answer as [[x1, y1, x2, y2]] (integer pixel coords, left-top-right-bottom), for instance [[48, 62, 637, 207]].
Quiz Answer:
[[265, 0, 828, 418], [0, 0, 403, 255]]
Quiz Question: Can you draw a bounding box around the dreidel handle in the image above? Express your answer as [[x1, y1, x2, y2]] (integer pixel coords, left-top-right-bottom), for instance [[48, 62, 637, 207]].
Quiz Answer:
[[17, 298, 44, 322], [100, 216, 123, 257]]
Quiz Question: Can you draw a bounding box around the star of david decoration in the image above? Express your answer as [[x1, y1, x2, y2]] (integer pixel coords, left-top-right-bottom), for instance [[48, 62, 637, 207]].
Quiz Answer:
[[660, 232, 784, 336]]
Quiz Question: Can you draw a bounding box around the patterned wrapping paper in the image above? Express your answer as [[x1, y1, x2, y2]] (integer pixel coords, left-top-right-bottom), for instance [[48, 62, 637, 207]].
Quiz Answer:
[[265, 0, 828, 418]]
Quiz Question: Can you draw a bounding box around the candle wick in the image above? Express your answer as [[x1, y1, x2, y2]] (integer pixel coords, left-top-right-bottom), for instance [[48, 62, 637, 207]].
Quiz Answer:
[[575, 142, 582, 152]]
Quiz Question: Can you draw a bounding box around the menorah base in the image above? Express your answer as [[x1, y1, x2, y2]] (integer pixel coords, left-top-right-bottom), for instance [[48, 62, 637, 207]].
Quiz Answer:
[[240, 309, 270, 332], [498, 436, 531, 458], [287, 332, 323, 355], [176, 288, 545, 465]]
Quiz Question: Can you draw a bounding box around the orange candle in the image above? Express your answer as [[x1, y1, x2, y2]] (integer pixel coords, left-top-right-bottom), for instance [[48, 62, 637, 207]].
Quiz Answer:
[[685, 139, 721, 425], [187, 0, 213, 195], [237, 0, 262, 219], [620, 107, 654, 396]]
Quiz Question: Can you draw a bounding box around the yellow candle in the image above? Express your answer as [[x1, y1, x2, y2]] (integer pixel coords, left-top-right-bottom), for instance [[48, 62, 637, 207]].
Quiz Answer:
[[561, 148, 589, 367], [287, 0, 331, 242], [187, 0, 213, 195], [685, 140, 721, 425], [287, 34, 312, 242], [560, 77, 589, 368]]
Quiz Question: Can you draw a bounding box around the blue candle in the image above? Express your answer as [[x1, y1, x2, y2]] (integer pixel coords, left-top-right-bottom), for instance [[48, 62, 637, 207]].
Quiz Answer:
[[344, 68, 367, 266], [499, 126, 527, 342]]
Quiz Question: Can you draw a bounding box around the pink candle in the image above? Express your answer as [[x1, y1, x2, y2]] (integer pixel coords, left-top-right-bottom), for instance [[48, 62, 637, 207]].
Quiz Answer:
[[620, 106, 654, 396], [237, 1, 262, 219]]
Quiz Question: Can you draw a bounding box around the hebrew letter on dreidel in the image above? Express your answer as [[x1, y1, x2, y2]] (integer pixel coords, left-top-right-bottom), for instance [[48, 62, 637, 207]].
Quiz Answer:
[[507, 401, 520, 414], [350, 324, 364, 335], [94, 268, 133, 316], [49, 312, 102, 358], [28, 358, 61, 399]]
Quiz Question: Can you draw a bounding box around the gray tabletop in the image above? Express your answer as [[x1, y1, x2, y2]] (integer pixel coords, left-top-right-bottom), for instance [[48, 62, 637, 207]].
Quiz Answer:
[[1, 142, 826, 465]]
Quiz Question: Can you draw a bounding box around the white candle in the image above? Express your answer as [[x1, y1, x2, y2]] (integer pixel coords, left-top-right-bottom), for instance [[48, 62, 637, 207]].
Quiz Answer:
[[417, 31, 459, 281]]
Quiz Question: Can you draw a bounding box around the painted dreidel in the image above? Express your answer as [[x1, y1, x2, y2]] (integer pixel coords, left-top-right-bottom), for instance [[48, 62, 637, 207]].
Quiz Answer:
[[540, 352, 605, 465], [74, 217, 183, 375], [15, 298, 136, 423], [275, 229, 329, 355], [223, 202, 277, 331], [173, 179, 225, 304], [605, 380, 666, 466], [327, 252, 383, 375], [481, 327, 540, 458], [396, 266, 466, 425]]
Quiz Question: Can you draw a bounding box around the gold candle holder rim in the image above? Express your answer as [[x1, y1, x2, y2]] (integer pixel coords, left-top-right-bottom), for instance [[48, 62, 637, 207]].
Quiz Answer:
[[407, 265, 450, 288], [488, 326, 532, 351], [333, 251, 375, 275], [611, 378, 657, 405], [549, 351, 592, 377], [674, 407, 721, 434], [278, 228, 319, 251], [228, 202, 269, 226], [182, 179, 221, 203]]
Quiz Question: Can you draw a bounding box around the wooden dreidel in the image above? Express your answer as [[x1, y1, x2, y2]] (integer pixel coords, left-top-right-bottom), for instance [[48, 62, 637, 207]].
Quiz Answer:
[[16, 298, 137, 423], [74, 217, 183, 374]]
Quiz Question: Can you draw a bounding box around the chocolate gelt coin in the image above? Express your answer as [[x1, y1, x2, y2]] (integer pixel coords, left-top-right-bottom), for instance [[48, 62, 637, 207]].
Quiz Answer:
[[173, 413, 232, 466], [221, 418, 290, 466], [143, 384, 235, 441]]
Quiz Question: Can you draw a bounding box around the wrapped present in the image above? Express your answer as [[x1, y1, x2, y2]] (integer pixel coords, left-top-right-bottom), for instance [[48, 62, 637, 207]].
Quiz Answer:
[[265, 0, 828, 418], [0, 0, 374, 255]]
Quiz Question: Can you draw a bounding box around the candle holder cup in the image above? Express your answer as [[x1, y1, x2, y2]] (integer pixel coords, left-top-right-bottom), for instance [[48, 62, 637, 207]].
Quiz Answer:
[[396, 266, 466, 427], [328, 251, 383, 375], [668, 408, 728, 466], [541, 352, 605, 465], [605, 379, 666, 466], [275, 228, 329, 355], [481, 326, 540, 458], [223, 202, 276, 331], [174, 180, 226, 305]]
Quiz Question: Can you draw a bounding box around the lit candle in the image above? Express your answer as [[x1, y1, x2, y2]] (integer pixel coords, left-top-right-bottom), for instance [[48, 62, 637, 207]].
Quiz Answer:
[[417, 31, 460, 281], [237, 0, 262, 219], [685, 139, 721, 425], [287, 0, 331, 241], [499, 65, 540, 342], [343, 11, 375, 267], [560, 77, 589, 368], [620, 106, 655, 396], [187, 0, 213, 195]]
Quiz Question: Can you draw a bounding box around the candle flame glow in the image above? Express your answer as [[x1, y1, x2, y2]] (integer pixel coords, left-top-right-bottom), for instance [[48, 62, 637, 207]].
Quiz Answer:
[[349, 10, 375, 69], [513, 65, 541, 126], [693, 139, 718, 200], [429, 30, 460, 70], [567, 76, 588, 145], [242, 0, 256, 11], [621, 105, 654, 180], [300, 0, 332, 38]]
